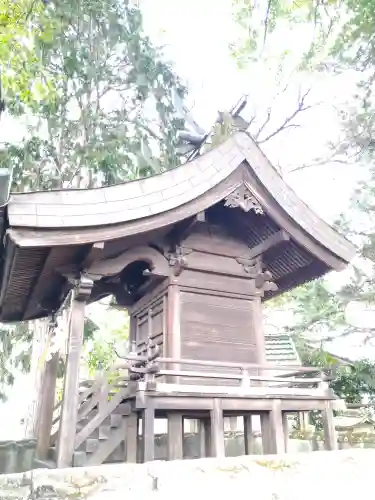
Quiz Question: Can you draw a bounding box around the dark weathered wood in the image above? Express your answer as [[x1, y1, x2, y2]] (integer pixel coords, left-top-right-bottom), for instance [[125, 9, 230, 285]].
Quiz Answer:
[[167, 413, 183, 460], [35, 353, 59, 460], [243, 414, 254, 455], [322, 401, 338, 450], [210, 399, 225, 458], [142, 405, 155, 462]]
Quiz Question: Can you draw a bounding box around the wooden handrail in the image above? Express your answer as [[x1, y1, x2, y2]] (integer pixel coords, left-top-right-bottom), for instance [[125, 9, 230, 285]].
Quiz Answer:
[[120, 355, 321, 374], [155, 369, 323, 385]]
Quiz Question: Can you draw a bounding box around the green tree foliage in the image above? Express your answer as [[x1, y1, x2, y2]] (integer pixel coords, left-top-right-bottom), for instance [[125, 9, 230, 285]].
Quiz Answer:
[[0, 323, 33, 400], [1, 0, 186, 190], [232, 0, 375, 350], [0, 0, 187, 398], [303, 347, 375, 405], [0, 0, 56, 110], [83, 307, 129, 376]]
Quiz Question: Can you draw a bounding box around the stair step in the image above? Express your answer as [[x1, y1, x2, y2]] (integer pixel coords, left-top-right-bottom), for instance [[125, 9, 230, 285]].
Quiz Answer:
[[86, 438, 99, 453], [86, 417, 126, 466], [106, 442, 125, 463], [73, 451, 87, 467], [33, 458, 56, 469], [110, 414, 122, 428], [99, 425, 111, 440], [48, 446, 57, 462], [112, 403, 130, 415]]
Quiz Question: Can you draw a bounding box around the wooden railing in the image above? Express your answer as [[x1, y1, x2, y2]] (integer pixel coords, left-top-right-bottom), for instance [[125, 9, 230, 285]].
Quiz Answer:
[[114, 345, 333, 395], [50, 368, 130, 447], [47, 345, 334, 461]]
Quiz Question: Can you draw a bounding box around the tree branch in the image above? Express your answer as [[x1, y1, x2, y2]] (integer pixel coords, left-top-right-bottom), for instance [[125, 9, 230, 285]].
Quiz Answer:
[[258, 88, 315, 144]]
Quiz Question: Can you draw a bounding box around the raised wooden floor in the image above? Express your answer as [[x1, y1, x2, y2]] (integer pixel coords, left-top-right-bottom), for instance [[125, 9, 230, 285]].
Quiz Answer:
[[36, 357, 340, 468]]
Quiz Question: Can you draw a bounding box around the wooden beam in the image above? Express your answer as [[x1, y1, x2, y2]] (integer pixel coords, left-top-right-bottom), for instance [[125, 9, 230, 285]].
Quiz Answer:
[[167, 213, 206, 246], [83, 241, 104, 269], [248, 230, 290, 260]]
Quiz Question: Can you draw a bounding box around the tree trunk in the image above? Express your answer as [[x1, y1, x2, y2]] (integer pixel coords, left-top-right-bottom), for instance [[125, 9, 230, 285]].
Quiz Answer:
[[23, 319, 50, 438]]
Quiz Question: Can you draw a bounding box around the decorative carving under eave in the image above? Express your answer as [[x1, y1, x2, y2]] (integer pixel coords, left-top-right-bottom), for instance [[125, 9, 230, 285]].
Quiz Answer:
[[255, 270, 278, 294], [224, 183, 264, 214], [236, 256, 278, 295], [73, 274, 94, 302], [168, 246, 191, 276], [236, 256, 261, 276]]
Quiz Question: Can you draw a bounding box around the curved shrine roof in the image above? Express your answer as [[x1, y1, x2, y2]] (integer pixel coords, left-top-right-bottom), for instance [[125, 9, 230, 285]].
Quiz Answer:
[[7, 132, 355, 266], [0, 131, 357, 322]]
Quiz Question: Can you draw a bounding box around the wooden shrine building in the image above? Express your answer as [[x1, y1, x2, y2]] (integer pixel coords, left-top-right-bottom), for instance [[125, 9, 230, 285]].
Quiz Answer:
[[0, 131, 356, 468]]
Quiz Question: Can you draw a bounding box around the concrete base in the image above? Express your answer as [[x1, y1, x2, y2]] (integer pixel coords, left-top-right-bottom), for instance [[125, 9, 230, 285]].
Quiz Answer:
[[0, 449, 373, 499]]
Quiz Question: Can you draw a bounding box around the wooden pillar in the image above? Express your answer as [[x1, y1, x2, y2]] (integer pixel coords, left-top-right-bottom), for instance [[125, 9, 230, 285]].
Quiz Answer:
[[243, 414, 254, 455], [210, 399, 225, 458], [36, 353, 59, 460], [198, 419, 211, 458], [322, 401, 337, 450], [142, 404, 155, 462], [261, 401, 285, 455], [260, 413, 271, 454], [166, 279, 181, 381], [282, 412, 289, 452], [249, 297, 266, 371], [167, 413, 183, 460], [56, 277, 93, 468], [125, 412, 138, 463], [129, 315, 137, 351]]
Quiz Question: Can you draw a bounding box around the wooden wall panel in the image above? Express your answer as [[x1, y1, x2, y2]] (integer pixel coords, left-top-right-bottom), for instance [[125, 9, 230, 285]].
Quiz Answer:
[[133, 294, 165, 356], [181, 224, 251, 258], [180, 290, 258, 386], [178, 269, 256, 295]]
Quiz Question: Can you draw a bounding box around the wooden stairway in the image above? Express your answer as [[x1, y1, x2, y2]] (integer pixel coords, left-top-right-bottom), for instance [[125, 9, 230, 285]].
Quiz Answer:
[[39, 371, 133, 468]]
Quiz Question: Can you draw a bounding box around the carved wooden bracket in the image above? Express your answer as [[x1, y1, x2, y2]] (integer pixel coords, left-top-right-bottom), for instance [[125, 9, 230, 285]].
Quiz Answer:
[[235, 256, 261, 276], [236, 256, 278, 295], [73, 274, 94, 302], [86, 246, 170, 281], [255, 270, 278, 294], [224, 183, 264, 214], [168, 246, 192, 276]]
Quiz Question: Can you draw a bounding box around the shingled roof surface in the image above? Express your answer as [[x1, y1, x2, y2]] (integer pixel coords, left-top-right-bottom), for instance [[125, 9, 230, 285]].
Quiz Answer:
[[264, 333, 301, 365]]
